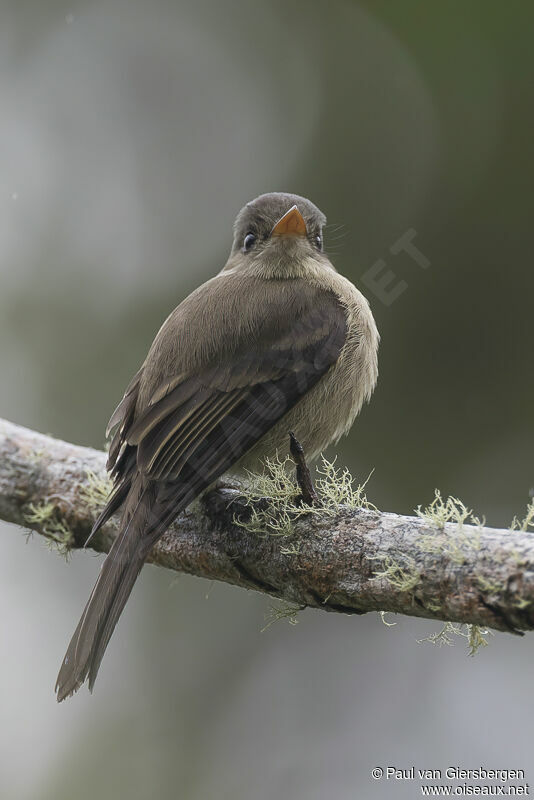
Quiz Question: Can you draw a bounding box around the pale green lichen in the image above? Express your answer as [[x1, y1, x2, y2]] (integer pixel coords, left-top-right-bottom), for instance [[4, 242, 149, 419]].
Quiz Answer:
[[454, 525, 482, 556], [508, 548, 526, 566], [79, 469, 112, 515], [261, 600, 303, 631], [24, 500, 74, 558], [417, 621, 463, 648], [315, 457, 376, 509], [280, 542, 301, 556], [24, 500, 55, 525], [510, 499, 534, 533], [467, 624, 493, 656], [476, 575, 503, 594], [416, 489, 481, 530], [418, 530, 476, 566], [417, 621, 492, 656], [373, 556, 420, 592], [375, 490, 497, 655], [379, 611, 397, 627], [235, 454, 375, 543], [415, 491, 484, 574], [27, 447, 45, 465]]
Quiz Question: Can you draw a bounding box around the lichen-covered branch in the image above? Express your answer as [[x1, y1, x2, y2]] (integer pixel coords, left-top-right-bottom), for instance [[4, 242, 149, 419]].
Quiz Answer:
[[1, 416, 534, 637]]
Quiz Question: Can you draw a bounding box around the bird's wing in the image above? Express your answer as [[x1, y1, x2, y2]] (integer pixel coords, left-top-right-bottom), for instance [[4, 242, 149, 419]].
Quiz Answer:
[[95, 278, 347, 536]]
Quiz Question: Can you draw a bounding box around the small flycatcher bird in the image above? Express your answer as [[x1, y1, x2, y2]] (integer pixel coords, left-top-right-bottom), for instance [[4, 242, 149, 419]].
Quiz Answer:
[[56, 192, 379, 701]]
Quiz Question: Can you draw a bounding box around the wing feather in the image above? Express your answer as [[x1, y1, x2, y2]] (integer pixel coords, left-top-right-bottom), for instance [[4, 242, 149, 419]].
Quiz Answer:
[[92, 282, 347, 540], [148, 388, 248, 480]]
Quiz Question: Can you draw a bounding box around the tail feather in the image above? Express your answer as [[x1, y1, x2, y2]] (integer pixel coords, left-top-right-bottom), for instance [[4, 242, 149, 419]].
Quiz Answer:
[[56, 471, 205, 701], [86, 541, 148, 692], [55, 480, 157, 701]]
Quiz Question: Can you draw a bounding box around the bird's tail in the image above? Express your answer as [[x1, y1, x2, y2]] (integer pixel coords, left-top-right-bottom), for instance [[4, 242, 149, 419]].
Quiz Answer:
[[55, 478, 159, 702]]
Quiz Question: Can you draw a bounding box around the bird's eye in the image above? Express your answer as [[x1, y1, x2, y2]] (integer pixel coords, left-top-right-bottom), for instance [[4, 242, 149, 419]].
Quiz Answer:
[[314, 233, 323, 251], [243, 233, 256, 252]]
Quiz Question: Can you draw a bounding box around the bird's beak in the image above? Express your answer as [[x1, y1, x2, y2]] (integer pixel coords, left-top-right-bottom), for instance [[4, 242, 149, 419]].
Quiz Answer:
[[270, 205, 307, 238]]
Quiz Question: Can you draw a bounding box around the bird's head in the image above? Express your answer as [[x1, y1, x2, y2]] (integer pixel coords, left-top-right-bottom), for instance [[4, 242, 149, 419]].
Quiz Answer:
[[224, 192, 332, 278]]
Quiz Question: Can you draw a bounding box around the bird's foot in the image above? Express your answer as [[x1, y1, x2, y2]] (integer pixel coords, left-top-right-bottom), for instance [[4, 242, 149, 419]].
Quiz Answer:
[[289, 432, 320, 507]]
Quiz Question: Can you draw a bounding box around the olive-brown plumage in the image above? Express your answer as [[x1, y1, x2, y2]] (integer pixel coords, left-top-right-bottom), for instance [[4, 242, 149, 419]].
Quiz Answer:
[[55, 192, 379, 701]]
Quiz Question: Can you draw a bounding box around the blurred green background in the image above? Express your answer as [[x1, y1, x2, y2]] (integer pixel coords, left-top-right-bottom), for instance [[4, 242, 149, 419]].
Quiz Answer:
[[2, 1, 534, 798]]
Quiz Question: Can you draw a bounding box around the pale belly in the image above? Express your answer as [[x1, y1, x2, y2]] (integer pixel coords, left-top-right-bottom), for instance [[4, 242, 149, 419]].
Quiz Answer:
[[233, 282, 379, 473]]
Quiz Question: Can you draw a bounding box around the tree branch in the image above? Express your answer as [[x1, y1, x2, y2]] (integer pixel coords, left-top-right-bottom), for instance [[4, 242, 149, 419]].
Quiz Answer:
[[1, 416, 534, 636]]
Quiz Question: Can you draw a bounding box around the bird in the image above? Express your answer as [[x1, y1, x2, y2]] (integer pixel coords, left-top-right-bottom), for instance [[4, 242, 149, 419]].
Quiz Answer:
[[55, 191, 379, 701]]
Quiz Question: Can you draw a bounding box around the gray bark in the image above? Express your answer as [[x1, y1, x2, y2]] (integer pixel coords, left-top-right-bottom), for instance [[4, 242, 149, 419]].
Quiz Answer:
[[1, 417, 533, 635]]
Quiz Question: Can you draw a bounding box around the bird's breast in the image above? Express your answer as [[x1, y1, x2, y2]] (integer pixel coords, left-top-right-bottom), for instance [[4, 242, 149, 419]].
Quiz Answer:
[[236, 273, 379, 471]]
